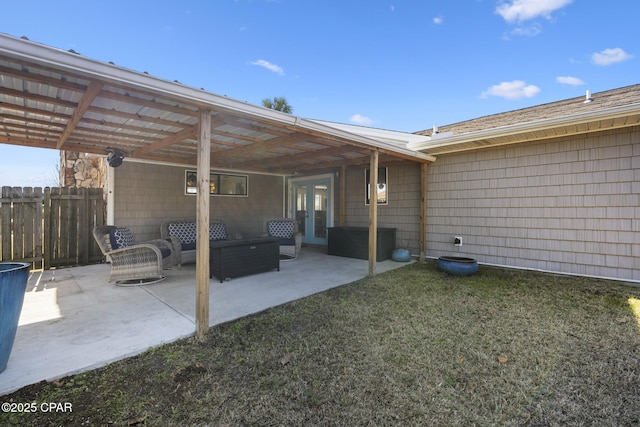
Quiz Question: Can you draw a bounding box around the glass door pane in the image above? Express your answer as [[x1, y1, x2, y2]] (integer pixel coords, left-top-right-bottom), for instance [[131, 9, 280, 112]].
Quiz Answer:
[[294, 184, 307, 238], [291, 177, 331, 245], [313, 184, 327, 239]]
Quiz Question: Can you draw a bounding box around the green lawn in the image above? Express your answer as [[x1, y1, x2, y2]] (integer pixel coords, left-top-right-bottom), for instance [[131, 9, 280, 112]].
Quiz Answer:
[[3, 261, 640, 426]]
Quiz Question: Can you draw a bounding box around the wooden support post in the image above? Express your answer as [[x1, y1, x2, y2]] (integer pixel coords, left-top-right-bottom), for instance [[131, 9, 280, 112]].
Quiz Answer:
[[339, 165, 346, 226], [420, 162, 428, 261], [195, 110, 211, 338], [368, 150, 378, 276]]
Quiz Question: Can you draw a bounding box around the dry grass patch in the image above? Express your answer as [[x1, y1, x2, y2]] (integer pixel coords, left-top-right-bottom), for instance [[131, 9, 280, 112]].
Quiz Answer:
[[2, 262, 640, 426]]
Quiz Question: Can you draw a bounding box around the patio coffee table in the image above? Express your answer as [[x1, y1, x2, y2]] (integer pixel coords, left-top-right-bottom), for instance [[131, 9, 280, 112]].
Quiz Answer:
[[209, 237, 280, 283]]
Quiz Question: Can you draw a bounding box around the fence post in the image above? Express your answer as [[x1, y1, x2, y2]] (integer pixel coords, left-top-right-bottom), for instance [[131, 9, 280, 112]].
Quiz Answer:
[[1, 187, 11, 261], [43, 187, 51, 270], [10, 187, 23, 260], [80, 188, 89, 265], [34, 187, 43, 269], [22, 187, 34, 266]]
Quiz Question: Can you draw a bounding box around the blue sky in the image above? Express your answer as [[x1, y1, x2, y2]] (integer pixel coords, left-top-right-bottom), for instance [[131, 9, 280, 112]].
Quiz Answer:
[[1, 0, 638, 186]]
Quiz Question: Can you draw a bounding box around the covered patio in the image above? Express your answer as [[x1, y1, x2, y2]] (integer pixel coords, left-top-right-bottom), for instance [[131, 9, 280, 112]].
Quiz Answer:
[[1, 247, 412, 395], [0, 33, 434, 337]]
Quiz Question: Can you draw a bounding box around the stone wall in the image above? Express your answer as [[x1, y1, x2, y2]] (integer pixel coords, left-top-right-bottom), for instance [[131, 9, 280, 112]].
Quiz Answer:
[[60, 151, 106, 189]]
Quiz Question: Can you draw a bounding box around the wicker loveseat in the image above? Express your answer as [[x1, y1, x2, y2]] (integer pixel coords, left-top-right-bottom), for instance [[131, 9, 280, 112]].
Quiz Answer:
[[160, 219, 235, 265]]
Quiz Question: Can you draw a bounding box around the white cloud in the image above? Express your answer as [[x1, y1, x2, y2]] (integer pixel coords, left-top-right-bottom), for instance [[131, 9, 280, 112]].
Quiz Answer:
[[481, 80, 541, 100], [350, 114, 374, 126], [507, 23, 541, 37], [496, 0, 572, 23], [250, 59, 284, 76], [556, 76, 584, 86], [390, 5, 395, 12], [433, 16, 443, 25], [591, 48, 633, 66]]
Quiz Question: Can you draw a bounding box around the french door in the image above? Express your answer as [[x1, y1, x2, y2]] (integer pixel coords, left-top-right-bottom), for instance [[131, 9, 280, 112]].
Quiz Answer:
[[290, 176, 332, 245]]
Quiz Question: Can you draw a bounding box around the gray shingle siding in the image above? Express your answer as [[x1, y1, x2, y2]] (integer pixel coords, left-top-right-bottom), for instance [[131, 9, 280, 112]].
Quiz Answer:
[[343, 164, 422, 254], [426, 126, 640, 281], [113, 162, 284, 242]]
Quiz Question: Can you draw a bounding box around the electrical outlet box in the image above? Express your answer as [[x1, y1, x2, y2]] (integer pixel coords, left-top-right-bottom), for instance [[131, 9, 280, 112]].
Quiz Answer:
[[454, 236, 462, 246]]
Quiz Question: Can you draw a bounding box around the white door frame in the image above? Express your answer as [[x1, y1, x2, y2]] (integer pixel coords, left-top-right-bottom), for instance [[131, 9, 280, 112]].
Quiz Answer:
[[288, 173, 334, 245]]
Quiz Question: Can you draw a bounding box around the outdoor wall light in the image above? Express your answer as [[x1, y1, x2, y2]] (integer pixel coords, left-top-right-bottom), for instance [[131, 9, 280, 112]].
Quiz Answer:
[[106, 147, 125, 168]]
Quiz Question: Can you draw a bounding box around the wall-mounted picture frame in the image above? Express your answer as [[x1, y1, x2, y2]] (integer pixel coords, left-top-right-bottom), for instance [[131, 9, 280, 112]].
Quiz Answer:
[[365, 167, 388, 205], [185, 170, 248, 196]]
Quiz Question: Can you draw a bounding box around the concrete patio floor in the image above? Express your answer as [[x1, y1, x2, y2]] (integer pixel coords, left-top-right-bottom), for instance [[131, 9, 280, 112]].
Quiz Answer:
[[1, 247, 411, 396]]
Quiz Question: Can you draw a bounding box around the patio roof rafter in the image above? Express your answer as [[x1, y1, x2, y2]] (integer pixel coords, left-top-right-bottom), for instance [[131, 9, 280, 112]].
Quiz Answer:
[[220, 116, 293, 139], [56, 80, 103, 149], [133, 124, 198, 157]]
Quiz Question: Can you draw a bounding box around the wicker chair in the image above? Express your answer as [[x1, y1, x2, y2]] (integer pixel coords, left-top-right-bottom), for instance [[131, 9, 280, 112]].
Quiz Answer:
[[93, 225, 178, 285], [265, 218, 302, 259]]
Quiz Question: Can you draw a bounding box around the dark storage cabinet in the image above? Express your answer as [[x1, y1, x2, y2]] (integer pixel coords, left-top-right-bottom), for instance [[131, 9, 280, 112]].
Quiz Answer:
[[210, 237, 279, 283], [327, 227, 396, 261]]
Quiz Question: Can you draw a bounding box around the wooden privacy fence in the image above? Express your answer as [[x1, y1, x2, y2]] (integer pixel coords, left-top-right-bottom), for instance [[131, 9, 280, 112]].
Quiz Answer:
[[0, 187, 105, 269]]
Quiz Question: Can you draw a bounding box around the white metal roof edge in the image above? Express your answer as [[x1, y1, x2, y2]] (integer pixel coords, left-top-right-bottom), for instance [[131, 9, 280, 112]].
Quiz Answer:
[[407, 102, 640, 151], [306, 119, 432, 145], [297, 119, 435, 162], [0, 33, 434, 163], [0, 33, 298, 126]]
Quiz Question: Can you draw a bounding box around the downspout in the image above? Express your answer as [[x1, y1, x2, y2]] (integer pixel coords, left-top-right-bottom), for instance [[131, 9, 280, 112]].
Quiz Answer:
[[420, 163, 428, 261], [339, 165, 346, 226]]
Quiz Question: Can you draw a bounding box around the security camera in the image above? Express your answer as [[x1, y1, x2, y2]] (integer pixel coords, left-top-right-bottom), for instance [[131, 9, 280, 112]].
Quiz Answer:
[[106, 147, 125, 168]]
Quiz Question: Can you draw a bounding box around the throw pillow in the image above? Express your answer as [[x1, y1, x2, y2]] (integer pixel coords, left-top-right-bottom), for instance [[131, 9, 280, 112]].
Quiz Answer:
[[109, 227, 135, 250], [268, 221, 295, 239]]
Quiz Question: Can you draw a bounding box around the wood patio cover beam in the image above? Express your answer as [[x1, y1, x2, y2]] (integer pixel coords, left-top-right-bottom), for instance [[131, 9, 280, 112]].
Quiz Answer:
[[368, 149, 379, 276], [196, 110, 211, 338], [56, 80, 103, 149]]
